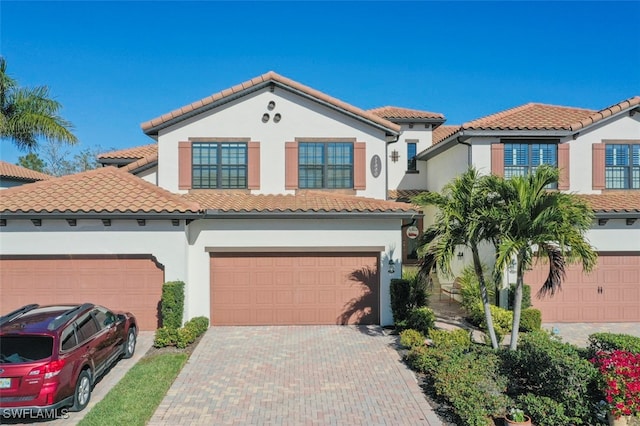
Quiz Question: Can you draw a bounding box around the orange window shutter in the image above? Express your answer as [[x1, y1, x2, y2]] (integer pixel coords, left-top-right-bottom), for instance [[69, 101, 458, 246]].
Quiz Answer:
[[285, 141, 299, 190], [178, 141, 192, 190], [247, 142, 260, 189], [491, 143, 504, 177], [354, 142, 366, 190], [592, 143, 605, 190], [558, 144, 570, 190]]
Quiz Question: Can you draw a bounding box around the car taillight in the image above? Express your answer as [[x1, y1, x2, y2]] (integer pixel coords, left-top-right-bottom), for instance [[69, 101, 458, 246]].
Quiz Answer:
[[28, 360, 66, 379]]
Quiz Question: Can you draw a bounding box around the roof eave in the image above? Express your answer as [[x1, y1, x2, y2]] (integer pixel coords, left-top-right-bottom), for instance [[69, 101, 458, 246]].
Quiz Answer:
[[203, 209, 421, 219], [417, 129, 574, 160], [0, 211, 202, 219], [593, 211, 640, 219]]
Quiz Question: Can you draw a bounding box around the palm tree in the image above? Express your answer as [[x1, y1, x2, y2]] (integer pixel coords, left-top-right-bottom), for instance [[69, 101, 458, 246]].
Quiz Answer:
[[485, 165, 597, 350], [0, 57, 77, 150], [413, 167, 502, 349]]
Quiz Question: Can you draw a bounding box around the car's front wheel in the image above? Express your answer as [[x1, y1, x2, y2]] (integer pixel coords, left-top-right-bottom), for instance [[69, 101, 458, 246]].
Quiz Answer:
[[71, 370, 91, 412], [123, 327, 136, 359]]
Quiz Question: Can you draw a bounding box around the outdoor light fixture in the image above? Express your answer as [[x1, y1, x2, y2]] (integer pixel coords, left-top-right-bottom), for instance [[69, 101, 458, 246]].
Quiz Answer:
[[457, 252, 464, 260], [388, 259, 396, 274]]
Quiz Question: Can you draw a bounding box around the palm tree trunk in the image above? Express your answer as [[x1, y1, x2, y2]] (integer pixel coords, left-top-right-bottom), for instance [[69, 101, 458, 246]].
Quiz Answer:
[[472, 247, 499, 349], [509, 255, 524, 350]]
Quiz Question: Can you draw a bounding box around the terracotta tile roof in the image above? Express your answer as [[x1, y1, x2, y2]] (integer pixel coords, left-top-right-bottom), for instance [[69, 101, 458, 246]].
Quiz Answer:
[[569, 96, 640, 132], [141, 71, 401, 135], [462, 103, 596, 131], [368, 106, 444, 120], [183, 191, 420, 214], [0, 160, 52, 182], [122, 153, 158, 173], [388, 189, 428, 201], [97, 144, 158, 160], [432, 125, 461, 145], [578, 192, 640, 213], [0, 167, 199, 215], [430, 96, 640, 146]]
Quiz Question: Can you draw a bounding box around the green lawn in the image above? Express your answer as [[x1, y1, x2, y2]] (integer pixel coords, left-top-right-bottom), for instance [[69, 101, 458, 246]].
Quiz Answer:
[[78, 353, 188, 426]]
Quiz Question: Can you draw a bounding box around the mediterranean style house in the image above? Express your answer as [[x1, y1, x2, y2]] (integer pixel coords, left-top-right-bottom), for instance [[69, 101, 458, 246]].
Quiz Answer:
[[419, 97, 640, 322], [0, 71, 638, 327]]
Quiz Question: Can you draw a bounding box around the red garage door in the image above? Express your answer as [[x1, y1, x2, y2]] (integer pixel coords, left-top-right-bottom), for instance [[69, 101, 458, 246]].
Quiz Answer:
[[210, 252, 379, 325], [0, 256, 164, 330], [527, 253, 640, 322]]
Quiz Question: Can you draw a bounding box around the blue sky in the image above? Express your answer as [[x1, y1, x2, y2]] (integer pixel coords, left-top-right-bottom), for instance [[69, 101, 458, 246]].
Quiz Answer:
[[1, 1, 639, 165]]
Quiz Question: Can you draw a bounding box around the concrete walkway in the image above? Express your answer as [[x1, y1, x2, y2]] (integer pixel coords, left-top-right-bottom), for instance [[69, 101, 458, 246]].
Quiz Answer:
[[149, 326, 442, 425], [542, 322, 640, 347]]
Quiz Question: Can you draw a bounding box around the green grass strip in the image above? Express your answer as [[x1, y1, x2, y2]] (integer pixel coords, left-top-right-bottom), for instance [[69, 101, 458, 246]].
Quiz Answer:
[[78, 353, 188, 426]]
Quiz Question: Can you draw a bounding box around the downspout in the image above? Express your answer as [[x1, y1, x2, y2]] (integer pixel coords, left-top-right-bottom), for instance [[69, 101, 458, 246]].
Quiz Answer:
[[386, 134, 400, 200], [456, 134, 472, 167]]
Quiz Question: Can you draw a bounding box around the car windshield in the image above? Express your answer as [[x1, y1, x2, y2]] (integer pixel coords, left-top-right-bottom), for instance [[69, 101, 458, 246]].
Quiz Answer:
[[0, 336, 53, 363]]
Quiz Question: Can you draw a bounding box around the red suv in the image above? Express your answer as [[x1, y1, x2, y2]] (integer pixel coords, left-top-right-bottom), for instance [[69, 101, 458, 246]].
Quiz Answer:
[[0, 303, 137, 417]]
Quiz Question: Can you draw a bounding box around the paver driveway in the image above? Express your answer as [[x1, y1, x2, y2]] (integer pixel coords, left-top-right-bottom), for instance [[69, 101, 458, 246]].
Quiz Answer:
[[149, 326, 441, 425]]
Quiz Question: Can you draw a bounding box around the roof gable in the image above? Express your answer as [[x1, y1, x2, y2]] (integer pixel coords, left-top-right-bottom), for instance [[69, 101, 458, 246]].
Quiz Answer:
[[141, 71, 401, 136], [0, 160, 52, 182], [0, 166, 199, 215]]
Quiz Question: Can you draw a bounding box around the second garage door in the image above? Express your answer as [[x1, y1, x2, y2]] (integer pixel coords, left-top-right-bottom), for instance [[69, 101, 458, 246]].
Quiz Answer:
[[0, 255, 164, 330], [210, 252, 379, 325], [527, 253, 640, 322]]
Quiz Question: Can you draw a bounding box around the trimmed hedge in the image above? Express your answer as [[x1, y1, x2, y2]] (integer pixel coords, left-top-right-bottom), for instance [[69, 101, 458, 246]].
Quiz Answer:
[[161, 281, 185, 329], [390, 271, 428, 325], [428, 329, 472, 351], [154, 316, 209, 348], [519, 308, 542, 332], [588, 332, 640, 355], [469, 303, 512, 344]]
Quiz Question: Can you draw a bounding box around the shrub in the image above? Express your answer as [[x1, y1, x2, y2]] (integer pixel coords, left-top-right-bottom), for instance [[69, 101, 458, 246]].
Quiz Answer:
[[185, 316, 209, 337], [470, 303, 512, 345], [407, 307, 435, 335], [519, 308, 541, 332], [154, 316, 209, 348], [515, 393, 571, 426], [499, 330, 598, 424], [458, 264, 495, 314], [399, 329, 425, 349], [429, 329, 472, 351], [432, 347, 510, 426], [588, 332, 640, 355], [390, 270, 429, 325], [153, 327, 178, 348], [508, 283, 531, 310], [390, 279, 412, 324], [161, 281, 185, 329], [405, 345, 440, 375], [176, 326, 197, 349], [590, 350, 640, 418]]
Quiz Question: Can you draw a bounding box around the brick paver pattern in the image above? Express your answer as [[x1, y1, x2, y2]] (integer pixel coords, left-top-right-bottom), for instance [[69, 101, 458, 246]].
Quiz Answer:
[[149, 326, 442, 425]]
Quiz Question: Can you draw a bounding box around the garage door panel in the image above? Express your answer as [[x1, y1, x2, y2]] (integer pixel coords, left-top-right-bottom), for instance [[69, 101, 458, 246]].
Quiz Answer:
[[0, 256, 163, 331], [210, 253, 379, 325], [529, 253, 640, 322]]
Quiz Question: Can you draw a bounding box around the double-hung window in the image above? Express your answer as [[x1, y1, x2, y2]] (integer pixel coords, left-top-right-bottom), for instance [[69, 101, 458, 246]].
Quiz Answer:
[[298, 142, 353, 189], [503, 141, 558, 187], [407, 142, 417, 171], [192, 142, 247, 189], [605, 144, 640, 189]]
